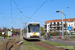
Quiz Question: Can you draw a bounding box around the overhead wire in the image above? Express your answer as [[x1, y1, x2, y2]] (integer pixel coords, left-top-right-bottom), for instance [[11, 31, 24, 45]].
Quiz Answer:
[[10, 0, 13, 20], [13, 0, 27, 17], [9, 0, 20, 27], [34, 13, 56, 17], [0, 4, 41, 11], [25, 0, 54, 23], [30, 0, 47, 18], [13, 0, 27, 28], [0, 0, 52, 11], [10, 0, 13, 28], [25, 0, 47, 22], [10, 0, 53, 26], [26, 13, 56, 23]]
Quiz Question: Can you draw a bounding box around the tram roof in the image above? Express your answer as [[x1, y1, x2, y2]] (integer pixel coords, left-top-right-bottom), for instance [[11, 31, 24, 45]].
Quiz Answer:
[[27, 22, 40, 25]]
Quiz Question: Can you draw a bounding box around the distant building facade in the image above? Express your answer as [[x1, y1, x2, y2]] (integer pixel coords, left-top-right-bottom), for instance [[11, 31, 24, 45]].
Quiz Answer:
[[44, 18, 75, 33], [13, 29, 20, 31]]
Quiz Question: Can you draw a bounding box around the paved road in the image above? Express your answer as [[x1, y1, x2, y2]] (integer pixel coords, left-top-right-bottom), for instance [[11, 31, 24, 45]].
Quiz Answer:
[[0, 38, 4, 40], [51, 35, 75, 38], [48, 40, 75, 46], [41, 37, 75, 46]]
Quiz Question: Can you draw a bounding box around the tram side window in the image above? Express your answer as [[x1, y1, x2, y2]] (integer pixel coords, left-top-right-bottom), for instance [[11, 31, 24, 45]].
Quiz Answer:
[[24, 26, 27, 33], [28, 26, 30, 32], [24, 28, 27, 33]]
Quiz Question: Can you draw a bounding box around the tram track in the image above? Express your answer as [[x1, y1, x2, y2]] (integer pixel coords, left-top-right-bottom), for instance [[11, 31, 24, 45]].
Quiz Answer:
[[4, 37, 23, 50]]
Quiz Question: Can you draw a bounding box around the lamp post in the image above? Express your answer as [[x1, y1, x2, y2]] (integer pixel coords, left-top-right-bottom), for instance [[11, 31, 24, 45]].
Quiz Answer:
[[67, 7, 71, 36], [67, 7, 70, 23], [56, 9, 67, 39]]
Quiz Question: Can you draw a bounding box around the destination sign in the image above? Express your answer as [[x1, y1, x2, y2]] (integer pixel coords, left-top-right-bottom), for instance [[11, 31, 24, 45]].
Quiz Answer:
[[32, 24, 38, 25]]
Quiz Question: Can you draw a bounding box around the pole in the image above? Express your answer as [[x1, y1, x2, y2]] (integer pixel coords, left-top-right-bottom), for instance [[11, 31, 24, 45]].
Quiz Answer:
[[3, 27, 5, 39], [23, 23, 25, 35], [67, 7, 71, 36], [62, 9, 64, 39], [20, 18, 22, 40], [20, 18, 22, 35], [65, 15, 67, 35], [23, 25, 24, 35], [23, 22, 26, 35], [68, 7, 71, 36], [67, 7, 70, 23]]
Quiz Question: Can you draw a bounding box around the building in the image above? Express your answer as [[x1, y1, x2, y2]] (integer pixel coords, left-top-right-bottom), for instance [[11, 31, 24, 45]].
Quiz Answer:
[[44, 18, 75, 33], [13, 29, 20, 32]]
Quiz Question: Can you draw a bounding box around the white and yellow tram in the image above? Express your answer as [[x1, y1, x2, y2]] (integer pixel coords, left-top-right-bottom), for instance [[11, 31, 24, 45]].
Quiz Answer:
[[23, 22, 40, 40]]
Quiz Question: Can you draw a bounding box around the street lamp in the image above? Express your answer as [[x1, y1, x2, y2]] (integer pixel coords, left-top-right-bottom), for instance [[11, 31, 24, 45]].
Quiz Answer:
[[67, 7, 71, 36], [56, 11, 60, 13], [56, 10, 67, 39]]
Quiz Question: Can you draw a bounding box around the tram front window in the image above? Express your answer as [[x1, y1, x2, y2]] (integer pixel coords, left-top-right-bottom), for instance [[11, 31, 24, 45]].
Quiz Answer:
[[28, 24, 40, 32]]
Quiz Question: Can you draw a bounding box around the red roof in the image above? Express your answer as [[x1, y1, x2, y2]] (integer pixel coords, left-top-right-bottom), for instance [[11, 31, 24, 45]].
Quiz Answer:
[[45, 18, 75, 23], [13, 29, 19, 31]]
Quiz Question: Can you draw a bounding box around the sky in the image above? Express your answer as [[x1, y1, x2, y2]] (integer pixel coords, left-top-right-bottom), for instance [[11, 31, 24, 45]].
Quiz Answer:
[[0, 0, 75, 29]]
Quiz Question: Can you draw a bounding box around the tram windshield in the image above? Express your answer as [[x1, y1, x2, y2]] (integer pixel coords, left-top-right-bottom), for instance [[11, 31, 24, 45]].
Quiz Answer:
[[28, 24, 40, 32]]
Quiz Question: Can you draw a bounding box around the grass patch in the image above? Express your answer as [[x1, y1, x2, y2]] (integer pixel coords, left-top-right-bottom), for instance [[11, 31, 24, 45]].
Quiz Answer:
[[70, 36, 75, 38], [23, 41, 46, 50], [41, 41, 75, 50], [0, 36, 3, 37]]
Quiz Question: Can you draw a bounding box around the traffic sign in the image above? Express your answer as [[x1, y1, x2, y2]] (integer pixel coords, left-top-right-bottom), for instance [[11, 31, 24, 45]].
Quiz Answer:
[[68, 26, 72, 31]]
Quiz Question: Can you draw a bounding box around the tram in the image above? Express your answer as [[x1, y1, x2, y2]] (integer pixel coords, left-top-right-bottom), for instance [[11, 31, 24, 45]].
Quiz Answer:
[[23, 22, 40, 40]]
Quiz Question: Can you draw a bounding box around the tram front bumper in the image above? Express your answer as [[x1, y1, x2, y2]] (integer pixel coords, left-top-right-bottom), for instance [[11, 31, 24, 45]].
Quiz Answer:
[[30, 35, 39, 38]]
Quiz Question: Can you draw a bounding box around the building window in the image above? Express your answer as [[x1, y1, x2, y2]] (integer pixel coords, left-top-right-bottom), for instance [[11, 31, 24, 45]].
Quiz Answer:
[[44, 25, 47, 28], [61, 22, 62, 23], [50, 25, 52, 27], [57, 27, 60, 30], [57, 22, 59, 26], [45, 23, 47, 25], [57, 22, 59, 24], [74, 29, 75, 32], [54, 22, 55, 24]]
